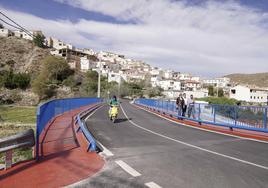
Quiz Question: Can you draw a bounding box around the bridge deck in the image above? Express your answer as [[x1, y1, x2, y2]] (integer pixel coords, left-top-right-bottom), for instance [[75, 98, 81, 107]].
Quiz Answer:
[[0, 105, 104, 188], [83, 101, 268, 188]]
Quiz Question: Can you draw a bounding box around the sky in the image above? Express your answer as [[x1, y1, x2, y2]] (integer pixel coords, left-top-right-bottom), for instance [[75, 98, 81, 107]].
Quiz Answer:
[[0, 0, 268, 78]]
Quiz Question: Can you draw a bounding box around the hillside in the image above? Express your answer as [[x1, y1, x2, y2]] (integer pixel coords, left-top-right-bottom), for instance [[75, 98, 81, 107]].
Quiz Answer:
[[225, 72, 268, 88], [0, 36, 50, 75]]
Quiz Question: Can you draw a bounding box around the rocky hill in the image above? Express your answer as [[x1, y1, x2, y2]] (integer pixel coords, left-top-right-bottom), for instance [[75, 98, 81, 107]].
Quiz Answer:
[[0, 36, 50, 75], [226, 72, 268, 88]]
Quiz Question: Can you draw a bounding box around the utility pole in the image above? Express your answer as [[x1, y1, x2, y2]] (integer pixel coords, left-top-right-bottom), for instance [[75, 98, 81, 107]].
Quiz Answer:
[[97, 61, 101, 98], [118, 76, 121, 99]]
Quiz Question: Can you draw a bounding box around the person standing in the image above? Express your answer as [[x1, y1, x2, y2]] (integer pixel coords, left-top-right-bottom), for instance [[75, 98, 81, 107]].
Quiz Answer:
[[176, 94, 183, 118], [182, 93, 187, 117], [187, 94, 195, 119]]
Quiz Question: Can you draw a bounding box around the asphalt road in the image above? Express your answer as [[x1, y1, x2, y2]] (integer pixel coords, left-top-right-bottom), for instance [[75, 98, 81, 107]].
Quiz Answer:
[[82, 100, 268, 188]]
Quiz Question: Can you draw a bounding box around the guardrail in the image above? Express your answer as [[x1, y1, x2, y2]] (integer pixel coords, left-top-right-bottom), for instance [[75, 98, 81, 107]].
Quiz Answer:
[[134, 98, 268, 133], [36, 97, 103, 160], [0, 129, 35, 169], [75, 105, 102, 152]]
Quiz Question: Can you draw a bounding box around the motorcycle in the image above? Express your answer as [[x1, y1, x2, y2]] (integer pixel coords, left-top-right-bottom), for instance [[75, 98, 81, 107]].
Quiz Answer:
[[109, 105, 119, 123]]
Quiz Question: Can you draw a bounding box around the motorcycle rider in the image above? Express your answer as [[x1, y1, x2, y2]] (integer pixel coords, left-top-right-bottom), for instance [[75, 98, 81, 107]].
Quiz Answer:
[[110, 95, 119, 106], [109, 96, 119, 120]]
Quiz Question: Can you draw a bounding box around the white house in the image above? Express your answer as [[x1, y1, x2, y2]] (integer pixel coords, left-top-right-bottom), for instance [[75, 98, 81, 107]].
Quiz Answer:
[[203, 77, 230, 88], [151, 75, 161, 87], [163, 70, 173, 79], [80, 57, 90, 72], [47, 37, 74, 50], [184, 80, 201, 91], [108, 72, 124, 83], [184, 89, 209, 99], [14, 30, 33, 40], [158, 80, 181, 91], [179, 73, 191, 80], [0, 28, 13, 37], [163, 89, 208, 99], [150, 68, 161, 76], [230, 85, 268, 103]]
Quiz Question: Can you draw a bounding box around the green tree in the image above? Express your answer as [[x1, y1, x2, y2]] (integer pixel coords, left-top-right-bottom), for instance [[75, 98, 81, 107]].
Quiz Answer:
[[198, 97, 238, 105], [80, 70, 98, 97], [208, 86, 214, 96], [32, 74, 56, 99], [33, 34, 46, 48], [3, 70, 16, 89], [147, 86, 163, 98], [42, 56, 73, 81], [12, 73, 31, 89], [32, 56, 73, 99]]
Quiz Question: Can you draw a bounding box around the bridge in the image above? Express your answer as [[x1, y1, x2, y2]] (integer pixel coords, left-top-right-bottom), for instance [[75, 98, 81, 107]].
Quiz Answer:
[[1, 98, 268, 188]]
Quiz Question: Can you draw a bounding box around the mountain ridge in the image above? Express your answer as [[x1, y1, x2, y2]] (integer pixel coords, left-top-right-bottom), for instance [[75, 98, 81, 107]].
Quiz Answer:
[[225, 72, 268, 88]]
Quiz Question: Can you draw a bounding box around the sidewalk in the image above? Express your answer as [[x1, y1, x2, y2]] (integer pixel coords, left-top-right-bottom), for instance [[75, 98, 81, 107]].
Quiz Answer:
[[137, 104, 268, 142], [0, 105, 104, 188]]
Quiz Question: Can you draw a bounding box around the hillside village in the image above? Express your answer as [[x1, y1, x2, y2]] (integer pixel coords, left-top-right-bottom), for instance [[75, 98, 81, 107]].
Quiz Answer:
[[1, 27, 268, 104]]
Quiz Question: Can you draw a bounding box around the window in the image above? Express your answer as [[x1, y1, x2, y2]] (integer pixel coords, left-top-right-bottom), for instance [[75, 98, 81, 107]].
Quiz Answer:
[[250, 96, 252, 99], [254, 96, 256, 99], [231, 89, 236, 94]]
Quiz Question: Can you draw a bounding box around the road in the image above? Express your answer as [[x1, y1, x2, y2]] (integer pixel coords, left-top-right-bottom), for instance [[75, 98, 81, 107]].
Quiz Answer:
[[83, 100, 268, 188]]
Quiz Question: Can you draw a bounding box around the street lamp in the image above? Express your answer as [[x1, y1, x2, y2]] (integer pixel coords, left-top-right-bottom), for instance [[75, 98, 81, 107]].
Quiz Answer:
[[97, 60, 101, 98]]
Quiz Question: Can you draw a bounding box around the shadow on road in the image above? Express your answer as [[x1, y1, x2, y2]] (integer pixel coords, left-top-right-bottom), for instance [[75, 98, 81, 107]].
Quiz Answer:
[[115, 118, 131, 123]]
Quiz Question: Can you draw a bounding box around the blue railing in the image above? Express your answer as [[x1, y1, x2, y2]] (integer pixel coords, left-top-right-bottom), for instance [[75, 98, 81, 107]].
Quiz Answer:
[[36, 97, 102, 160], [134, 98, 268, 133], [76, 105, 101, 152]]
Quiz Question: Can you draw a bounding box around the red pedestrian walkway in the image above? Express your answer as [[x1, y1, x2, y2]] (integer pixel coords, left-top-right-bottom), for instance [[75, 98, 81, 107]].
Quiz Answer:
[[0, 104, 104, 188]]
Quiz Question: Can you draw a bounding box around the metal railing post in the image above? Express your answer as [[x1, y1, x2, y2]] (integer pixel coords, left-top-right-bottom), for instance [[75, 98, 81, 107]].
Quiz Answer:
[[264, 107, 267, 129], [198, 103, 201, 121], [35, 112, 40, 161], [162, 100, 164, 113], [234, 106, 237, 126], [213, 105, 216, 123]]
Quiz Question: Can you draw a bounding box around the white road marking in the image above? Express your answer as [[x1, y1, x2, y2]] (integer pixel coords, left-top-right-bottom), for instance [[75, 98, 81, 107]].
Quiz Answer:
[[120, 104, 268, 170], [134, 103, 268, 144], [115, 160, 141, 177], [97, 141, 114, 156], [84, 105, 103, 121], [145, 182, 162, 188], [84, 105, 115, 157]]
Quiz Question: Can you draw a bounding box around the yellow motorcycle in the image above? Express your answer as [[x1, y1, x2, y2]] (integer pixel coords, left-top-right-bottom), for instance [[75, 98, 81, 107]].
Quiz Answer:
[[109, 104, 119, 123]]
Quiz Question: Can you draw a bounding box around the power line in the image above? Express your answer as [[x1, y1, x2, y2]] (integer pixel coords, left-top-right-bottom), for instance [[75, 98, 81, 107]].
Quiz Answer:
[[0, 18, 21, 30], [0, 11, 34, 37]]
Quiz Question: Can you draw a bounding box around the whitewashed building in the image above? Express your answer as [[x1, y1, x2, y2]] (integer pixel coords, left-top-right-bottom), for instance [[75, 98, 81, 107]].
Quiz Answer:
[[0, 28, 13, 37], [230, 85, 268, 103], [14, 30, 33, 40], [108, 72, 124, 83], [80, 57, 90, 72], [185, 80, 201, 91], [203, 77, 230, 88], [47, 37, 74, 50], [179, 73, 191, 80], [158, 80, 181, 91], [184, 89, 209, 99], [163, 70, 173, 79]]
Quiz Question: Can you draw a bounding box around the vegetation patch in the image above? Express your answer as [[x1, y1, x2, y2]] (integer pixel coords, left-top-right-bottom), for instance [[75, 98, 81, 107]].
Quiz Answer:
[[0, 106, 36, 165]]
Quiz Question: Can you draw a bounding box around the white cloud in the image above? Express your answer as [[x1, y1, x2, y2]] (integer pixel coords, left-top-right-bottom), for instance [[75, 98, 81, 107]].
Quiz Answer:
[[1, 0, 268, 77]]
